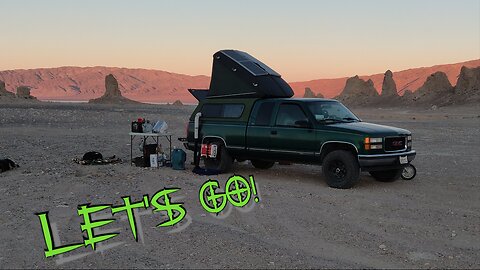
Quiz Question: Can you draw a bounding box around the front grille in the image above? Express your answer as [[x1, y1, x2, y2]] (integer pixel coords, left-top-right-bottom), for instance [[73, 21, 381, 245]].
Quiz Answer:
[[385, 136, 406, 152]]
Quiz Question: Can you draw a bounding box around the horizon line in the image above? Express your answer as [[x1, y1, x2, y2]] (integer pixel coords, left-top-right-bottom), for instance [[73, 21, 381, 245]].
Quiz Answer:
[[0, 58, 479, 82]]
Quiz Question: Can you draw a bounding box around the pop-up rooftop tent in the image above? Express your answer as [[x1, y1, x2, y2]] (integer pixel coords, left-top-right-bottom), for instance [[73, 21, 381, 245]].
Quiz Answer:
[[190, 50, 294, 100]]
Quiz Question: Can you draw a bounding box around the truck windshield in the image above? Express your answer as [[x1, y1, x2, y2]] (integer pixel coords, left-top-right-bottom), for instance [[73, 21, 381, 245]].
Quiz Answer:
[[307, 101, 360, 124]]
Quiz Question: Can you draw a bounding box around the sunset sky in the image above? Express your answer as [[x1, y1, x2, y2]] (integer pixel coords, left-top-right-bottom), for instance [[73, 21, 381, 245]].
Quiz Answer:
[[0, 0, 479, 82]]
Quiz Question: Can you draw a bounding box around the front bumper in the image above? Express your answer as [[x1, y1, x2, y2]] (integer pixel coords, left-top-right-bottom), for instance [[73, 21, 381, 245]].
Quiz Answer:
[[358, 150, 416, 171]]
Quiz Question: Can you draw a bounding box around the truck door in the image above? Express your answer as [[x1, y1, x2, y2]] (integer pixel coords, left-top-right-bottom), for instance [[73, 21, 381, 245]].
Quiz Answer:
[[246, 101, 276, 159], [269, 102, 317, 162]]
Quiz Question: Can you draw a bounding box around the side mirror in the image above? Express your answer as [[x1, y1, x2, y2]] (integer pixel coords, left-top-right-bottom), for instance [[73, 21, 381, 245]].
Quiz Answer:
[[294, 120, 312, 129]]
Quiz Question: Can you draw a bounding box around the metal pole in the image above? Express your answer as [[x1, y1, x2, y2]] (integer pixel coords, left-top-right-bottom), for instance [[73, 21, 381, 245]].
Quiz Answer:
[[130, 135, 133, 166]]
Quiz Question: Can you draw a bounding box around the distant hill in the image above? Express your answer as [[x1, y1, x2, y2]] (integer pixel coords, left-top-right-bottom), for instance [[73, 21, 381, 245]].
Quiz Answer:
[[0, 59, 478, 103], [289, 59, 480, 98], [0, 66, 210, 103]]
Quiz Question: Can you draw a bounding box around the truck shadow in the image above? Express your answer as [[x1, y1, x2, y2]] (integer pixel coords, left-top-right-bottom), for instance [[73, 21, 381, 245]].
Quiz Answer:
[[229, 162, 407, 189]]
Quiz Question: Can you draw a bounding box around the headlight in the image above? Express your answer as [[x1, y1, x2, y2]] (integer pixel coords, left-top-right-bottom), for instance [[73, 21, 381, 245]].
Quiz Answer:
[[407, 135, 412, 141], [370, 144, 383, 150], [364, 137, 383, 150]]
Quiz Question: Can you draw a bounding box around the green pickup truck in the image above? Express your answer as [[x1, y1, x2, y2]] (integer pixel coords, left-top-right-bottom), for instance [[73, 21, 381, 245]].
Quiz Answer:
[[183, 50, 416, 189]]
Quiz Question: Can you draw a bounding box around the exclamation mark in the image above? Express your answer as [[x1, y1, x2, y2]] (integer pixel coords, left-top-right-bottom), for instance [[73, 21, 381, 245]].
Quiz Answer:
[[249, 175, 259, 203]]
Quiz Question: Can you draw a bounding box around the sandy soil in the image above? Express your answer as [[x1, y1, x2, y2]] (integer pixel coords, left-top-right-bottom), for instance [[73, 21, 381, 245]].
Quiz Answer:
[[0, 101, 479, 269]]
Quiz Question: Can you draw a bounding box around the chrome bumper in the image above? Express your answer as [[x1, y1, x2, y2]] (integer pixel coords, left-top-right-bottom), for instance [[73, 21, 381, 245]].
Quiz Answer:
[[358, 150, 416, 170]]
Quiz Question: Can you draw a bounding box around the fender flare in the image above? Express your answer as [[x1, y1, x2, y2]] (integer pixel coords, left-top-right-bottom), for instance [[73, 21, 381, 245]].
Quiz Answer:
[[319, 141, 359, 161], [201, 136, 227, 147]]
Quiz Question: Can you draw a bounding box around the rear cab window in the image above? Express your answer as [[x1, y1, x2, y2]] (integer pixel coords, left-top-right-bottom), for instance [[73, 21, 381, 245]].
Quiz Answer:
[[251, 102, 275, 126]]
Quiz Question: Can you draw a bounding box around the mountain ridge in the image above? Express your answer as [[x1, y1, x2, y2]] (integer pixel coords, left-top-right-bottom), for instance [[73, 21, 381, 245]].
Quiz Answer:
[[290, 59, 480, 98], [1, 59, 478, 103]]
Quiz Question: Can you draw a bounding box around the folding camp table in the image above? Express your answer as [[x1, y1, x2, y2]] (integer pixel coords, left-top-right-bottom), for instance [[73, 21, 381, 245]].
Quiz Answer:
[[129, 132, 173, 167]]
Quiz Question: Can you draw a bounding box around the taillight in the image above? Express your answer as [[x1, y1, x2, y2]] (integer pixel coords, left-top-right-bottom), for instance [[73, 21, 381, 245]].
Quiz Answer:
[[201, 143, 218, 158]]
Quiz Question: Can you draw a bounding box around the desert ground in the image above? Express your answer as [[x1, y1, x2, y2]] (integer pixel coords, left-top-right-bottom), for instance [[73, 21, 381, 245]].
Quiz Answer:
[[0, 101, 479, 269]]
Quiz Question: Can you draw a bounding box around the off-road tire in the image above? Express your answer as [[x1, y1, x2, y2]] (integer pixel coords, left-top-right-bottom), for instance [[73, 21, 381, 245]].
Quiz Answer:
[[322, 150, 360, 189], [204, 144, 233, 173], [251, 159, 275, 169], [370, 169, 402, 182]]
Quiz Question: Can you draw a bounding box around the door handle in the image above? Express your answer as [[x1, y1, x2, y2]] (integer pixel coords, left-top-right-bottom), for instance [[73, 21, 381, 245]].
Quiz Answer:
[[271, 130, 277, 135]]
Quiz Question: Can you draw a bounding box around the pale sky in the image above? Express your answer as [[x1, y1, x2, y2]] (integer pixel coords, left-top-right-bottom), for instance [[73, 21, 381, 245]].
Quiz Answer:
[[0, 0, 479, 81]]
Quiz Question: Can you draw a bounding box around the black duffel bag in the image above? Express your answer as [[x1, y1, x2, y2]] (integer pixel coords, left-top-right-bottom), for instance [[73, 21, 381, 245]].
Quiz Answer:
[[143, 144, 158, 167]]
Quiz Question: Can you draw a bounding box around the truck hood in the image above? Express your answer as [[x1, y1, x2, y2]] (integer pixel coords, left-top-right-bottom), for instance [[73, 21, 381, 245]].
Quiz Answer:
[[324, 122, 411, 136]]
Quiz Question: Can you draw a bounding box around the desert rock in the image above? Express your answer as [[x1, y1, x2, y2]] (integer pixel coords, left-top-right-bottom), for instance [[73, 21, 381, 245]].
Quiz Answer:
[[381, 70, 398, 97], [401, 89, 415, 102], [341, 76, 378, 97], [336, 75, 378, 105], [303, 87, 316, 98], [413, 72, 453, 104], [104, 74, 122, 98], [302, 87, 325, 98], [16, 86, 37, 99], [455, 66, 480, 100], [89, 74, 139, 104], [173, 99, 183, 106], [0, 80, 15, 98]]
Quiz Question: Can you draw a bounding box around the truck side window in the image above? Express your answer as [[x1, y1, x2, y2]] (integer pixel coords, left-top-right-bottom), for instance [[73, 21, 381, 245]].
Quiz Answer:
[[201, 104, 223, 118], [201, 104, 244, 118], [223, 104, 244, 118], [253, 102, 275, 126], [275, 104, 308, 127]]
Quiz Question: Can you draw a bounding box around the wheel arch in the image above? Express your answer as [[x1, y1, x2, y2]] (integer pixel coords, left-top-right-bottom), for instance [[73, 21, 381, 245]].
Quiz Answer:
[[319, 141, 359, 163], [201, 136, 227, 147]]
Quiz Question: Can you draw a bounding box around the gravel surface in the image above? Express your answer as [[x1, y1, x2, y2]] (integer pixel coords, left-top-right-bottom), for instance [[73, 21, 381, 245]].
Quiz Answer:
[[0, 101, 479, 269]]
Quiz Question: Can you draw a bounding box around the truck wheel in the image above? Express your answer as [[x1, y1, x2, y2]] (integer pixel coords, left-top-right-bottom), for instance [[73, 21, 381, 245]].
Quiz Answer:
[[251, 159, 275, 169], [369, 169, 402, 182], [322, 150, 359, 189], [204, 145, 233, 173]]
